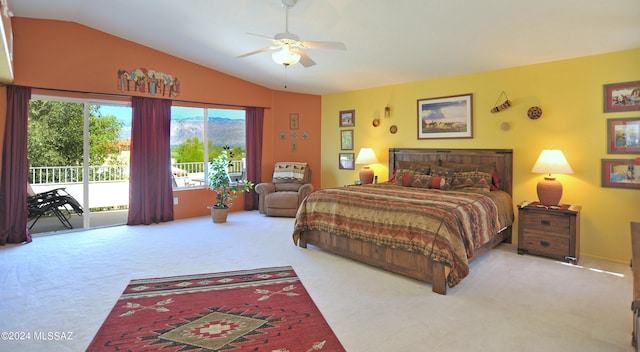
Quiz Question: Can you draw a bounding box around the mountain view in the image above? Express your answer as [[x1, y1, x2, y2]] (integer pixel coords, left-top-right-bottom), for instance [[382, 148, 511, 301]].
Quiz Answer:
[[117, 116, 246, 148]]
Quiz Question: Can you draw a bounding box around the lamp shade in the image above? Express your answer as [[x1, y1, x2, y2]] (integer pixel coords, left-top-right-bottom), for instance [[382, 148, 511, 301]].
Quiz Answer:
[[272, 45, 301, 66], [531, 150, 574, 175], [355, 148, 379, 184], [355, 148, 379, 165], [531, 150, 573, 206]]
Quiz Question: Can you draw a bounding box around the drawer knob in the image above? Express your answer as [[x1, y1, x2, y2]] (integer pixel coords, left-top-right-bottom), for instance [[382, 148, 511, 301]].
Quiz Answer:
[[540, 220, 551, 226], [540, 241, 550, 247]]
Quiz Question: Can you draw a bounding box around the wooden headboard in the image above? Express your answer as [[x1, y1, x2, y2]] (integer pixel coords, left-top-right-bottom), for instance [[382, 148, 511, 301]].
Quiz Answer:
[[388, 148, 513, 195]]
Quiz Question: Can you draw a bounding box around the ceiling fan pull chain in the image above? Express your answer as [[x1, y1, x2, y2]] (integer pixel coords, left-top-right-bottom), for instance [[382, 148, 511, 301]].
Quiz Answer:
[[284, 64, 288, 89]]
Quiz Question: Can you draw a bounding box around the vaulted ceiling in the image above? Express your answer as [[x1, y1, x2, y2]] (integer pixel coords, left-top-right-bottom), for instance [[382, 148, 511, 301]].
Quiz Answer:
[[6, 0, 640, 95]]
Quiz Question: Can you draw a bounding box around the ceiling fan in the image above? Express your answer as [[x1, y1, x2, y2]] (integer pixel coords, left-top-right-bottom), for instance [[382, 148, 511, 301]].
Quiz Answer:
[[237, 0, 346, 67]]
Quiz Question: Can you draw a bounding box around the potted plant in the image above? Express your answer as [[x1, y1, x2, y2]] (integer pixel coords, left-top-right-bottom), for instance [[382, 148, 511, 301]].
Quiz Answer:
[[207, 146, 254, 223]]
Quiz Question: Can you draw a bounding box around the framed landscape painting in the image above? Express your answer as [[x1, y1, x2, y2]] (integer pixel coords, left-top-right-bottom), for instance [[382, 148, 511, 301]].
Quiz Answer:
[[339, 153, 354, 170], [418, 93, 473, 139], [340, 130, 353, 150], [603, 81, 640, 112], [607, 117, 640, 153], [601, 159, 640, 189], [339, 110, 355, 127]]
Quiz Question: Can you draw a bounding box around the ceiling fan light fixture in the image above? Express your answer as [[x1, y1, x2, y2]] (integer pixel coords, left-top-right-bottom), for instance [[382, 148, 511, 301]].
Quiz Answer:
[[272, 45, 300, 66]]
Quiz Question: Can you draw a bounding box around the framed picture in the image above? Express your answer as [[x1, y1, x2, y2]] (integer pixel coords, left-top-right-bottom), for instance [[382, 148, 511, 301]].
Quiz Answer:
[[339, 153, 354, 170], [603, 81, 640, 112], [601, 159, 640, 189], [289, 113, 299, 130], [607, 117, 640, 153], [417, 93, 473, 139], [340, 129, 353, 150], [339, 110, 355, 127]]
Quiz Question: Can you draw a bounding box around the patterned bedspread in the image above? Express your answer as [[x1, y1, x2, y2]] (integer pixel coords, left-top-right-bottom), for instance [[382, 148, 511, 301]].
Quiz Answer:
[[293, 184, 514, 287]]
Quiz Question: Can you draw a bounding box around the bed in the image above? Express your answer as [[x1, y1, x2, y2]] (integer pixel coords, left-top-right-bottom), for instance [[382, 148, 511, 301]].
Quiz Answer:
[[293, 148, 514, 295]]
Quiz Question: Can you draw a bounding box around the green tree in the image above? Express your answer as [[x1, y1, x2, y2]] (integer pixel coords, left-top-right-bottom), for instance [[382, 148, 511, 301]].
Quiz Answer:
[[171, 137, 205, 162], [27, 101, 123, 167]]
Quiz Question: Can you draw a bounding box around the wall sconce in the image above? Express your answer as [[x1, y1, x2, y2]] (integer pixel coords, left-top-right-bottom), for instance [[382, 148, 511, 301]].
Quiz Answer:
[[531, 149, 574, 206], [355, 148, 379, 184], [384, 105, 391, 118]]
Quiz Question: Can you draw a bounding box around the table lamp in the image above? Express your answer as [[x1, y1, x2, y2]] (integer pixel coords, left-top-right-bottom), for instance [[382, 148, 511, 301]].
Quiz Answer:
[[531, 149, 573, 206], [355, 148, 379, 184]]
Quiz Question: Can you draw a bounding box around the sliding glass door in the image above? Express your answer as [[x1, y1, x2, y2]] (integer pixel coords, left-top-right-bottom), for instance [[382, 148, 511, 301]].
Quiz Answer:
[[27, 97, 131, 233]]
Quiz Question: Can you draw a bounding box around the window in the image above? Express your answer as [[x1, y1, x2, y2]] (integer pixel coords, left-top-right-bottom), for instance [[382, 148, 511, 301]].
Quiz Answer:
[[170, 107, 246, 188]]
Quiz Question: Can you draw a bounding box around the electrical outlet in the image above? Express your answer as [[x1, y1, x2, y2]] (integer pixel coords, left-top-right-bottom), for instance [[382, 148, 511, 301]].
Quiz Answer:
[[173, 197, 178, 205]]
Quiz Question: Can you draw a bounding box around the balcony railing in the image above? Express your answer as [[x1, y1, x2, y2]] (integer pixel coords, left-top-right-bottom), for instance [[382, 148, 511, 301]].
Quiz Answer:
[[29, 160, 245, 185]]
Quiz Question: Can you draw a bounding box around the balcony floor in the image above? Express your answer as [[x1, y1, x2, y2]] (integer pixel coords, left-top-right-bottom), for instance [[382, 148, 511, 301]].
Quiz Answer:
[[29, 209, 128, 235]]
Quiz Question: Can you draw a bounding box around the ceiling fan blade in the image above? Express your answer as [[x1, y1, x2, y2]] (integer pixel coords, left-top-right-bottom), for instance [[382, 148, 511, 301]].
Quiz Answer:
[[237, 46, 279, 58], [297, 50, 316, 68], [301, 41, 346, 50], [245, 32, 277, 41]]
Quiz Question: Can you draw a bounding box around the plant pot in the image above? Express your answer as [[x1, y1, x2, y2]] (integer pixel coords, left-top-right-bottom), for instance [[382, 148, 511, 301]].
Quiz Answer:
[[208, 206, 229, 223]]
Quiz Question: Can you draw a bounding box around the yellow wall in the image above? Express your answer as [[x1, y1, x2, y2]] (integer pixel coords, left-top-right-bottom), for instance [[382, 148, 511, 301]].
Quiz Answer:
[[321, 48, 640, 264]]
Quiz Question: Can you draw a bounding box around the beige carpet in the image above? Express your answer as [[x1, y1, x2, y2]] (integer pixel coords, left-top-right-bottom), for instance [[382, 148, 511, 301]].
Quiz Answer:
[[0, 211, 633, 351]]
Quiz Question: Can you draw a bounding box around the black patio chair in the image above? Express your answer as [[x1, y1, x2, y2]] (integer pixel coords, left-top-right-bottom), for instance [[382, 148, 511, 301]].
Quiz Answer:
[[27, 187, 84, 230]]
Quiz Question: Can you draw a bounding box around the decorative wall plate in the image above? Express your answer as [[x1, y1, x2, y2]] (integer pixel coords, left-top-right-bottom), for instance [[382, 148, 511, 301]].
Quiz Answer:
[[389, 125, 398, 134], [372, 118, 380, 127], [527, 106, 542, 119]]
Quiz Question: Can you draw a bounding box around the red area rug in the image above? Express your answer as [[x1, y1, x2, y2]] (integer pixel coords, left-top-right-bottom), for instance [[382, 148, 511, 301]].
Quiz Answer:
[[88, 266, 345, 351]]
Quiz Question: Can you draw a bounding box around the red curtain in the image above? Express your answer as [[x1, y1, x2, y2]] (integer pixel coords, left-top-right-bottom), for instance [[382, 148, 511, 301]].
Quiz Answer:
[[244, 107, 264, 210], [0, 86, 32, 245], [127, 97, 174, 225]]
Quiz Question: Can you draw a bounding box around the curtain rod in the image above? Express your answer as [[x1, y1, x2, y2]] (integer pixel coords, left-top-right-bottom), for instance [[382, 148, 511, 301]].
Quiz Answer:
[[13, 85, 272, 110]]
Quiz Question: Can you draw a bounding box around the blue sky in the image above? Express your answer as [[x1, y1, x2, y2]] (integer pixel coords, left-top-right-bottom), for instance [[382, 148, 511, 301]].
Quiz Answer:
[[98, 105, 246, 121]]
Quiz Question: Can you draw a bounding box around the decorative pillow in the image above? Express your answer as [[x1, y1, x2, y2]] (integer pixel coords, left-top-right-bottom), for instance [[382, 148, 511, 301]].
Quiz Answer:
[[394, 169, 415, 185], [440, 161, 500, 190], [449, 171, 493, 192], [397, 160, 433, 174], [403, 173, 446, 189]]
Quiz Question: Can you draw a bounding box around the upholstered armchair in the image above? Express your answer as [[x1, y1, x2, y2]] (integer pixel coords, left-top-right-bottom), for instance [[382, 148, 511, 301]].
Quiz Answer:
[[255, 162, 313, 217]]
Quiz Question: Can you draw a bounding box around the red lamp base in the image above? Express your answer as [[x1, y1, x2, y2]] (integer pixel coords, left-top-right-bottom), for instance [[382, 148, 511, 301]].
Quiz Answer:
[[359, 167, 374, 185], [537, 176, 563, 206]]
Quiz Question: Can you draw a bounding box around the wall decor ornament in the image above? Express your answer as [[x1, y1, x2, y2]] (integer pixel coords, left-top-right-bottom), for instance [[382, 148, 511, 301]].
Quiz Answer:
[[601, 159, 640, 189], [289, 113, 299, 130], [527, 106, 542, 120], [117, 68, 179, 97], [490, 91, 512, 113], [418, 93, 473, 139], [339, 110, 355, 127], [607, 117, 640, 154], [603, 81, 640, 112]]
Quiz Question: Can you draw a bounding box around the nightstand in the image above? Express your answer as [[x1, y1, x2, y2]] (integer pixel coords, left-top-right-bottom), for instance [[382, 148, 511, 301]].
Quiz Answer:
[[517, 201, 581, 264]]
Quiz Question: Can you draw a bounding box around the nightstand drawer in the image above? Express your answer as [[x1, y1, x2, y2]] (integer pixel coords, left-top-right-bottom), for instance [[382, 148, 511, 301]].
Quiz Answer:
[[522, 213, 571, 235], [521, 232, 569, 258]]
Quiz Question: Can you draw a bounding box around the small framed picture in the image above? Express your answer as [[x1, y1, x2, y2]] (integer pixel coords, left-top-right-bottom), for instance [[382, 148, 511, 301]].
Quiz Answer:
[[418, 93, 473, 139], [601, 159, 640, 189], [289, 113, 299, 130], [339, 110, 355, 127], [339, 153, 354, 170], [603, 81, 640, 112], [340, 129, 353, 150], [607, 117, 640, 153]]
